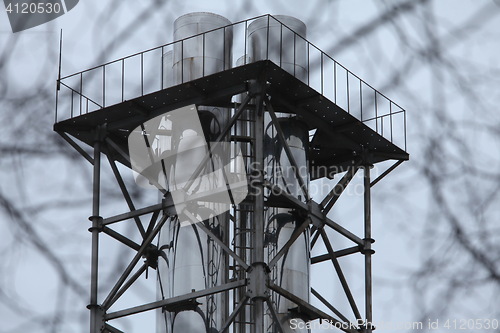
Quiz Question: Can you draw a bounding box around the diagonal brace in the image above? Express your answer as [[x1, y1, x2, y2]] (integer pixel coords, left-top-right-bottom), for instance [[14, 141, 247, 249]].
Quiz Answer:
[[101, 213, 169, 311], [321, 163, 361, 214], [183, 94, 252, 193], [320, 229, 362, 321], [268, 217, 310, 269]]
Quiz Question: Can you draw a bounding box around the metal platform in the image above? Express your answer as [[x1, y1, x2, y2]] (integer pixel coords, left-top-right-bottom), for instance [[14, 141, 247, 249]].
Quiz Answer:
[[54, 60, 408, 176]]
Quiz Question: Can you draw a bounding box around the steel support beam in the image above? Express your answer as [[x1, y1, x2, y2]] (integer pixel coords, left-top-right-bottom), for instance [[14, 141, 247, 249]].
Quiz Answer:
[[102, 202, 172, 226], [183, 94, 252, 193], [311, 287, 351, 324], [106, 154, 146, 238], [321, 163, 360, 214], [265, 298, 285, 333], [268, 217, 310, 269], [311, 246, 361, 264], [363, 165, 374, 333], [103, 324, 125, 333], [105, 279, 247, 320], [323, 216, 364, 246], [102, 226, 141, 251], [320, 229, 362, 321], [101, 213, 169, 311], [58, 131, 94, 165], [268, 283, 359, 333], [370, 159, 404, 188], [219, 296, 250, 333], [252, 83, 266, 333], [105, 263, 149, 310], [89, 127, 103, 333], [264, 181, 365, 246], [194, 217, 249, 271], [310, 228, 321, 249]]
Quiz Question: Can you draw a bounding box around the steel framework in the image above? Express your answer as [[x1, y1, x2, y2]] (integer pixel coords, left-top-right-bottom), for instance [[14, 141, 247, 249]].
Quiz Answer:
[[54, 15, 409, 333]]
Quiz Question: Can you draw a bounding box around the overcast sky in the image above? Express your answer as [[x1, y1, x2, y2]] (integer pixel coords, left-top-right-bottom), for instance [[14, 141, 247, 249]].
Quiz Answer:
[[1, 1, 500, 332]]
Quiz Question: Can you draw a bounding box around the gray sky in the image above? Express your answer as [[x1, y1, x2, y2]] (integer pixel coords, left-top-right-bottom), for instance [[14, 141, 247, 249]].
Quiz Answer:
[[1, 1, 500, 332]]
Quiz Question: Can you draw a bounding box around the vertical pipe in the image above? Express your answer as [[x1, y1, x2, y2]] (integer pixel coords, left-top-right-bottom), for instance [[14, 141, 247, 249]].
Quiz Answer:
[[363, 165, 373, 333], [89, 130, 102, 333], [248, 16, 307, 82], [253, 93, 265, 333], [159, 14, 233, 333]]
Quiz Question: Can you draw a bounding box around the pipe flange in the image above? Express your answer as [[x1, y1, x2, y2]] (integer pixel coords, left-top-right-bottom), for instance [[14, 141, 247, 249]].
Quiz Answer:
[[246, 262, 270, 300]]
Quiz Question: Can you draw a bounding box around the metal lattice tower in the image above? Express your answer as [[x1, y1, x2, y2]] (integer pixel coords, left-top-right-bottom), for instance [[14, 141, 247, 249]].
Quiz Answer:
[[54, 13, 409, 333]]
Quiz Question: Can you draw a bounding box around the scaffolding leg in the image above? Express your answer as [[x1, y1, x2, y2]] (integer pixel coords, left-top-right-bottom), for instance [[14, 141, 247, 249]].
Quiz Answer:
[[89, 130, 103, 333], [253, 89, 265, 333], [363, 165, 374, 333]]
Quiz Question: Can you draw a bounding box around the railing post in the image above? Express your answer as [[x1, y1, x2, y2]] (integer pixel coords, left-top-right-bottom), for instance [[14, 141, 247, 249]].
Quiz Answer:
[[161, 46, 164, 89], [334, 62, 337, 104], [360, 80, 363, 121], [202, 33, 206, 76], [346, 71, 350, 113], [181, 39, 184, 83], [374, 90, 378, 133], [266, 15, 270, 61], [102, 65, 105, 108], [321, 52, 324, 95], [80, 72, 83, 115], [71, 90, 74, 118], [55, 83, 59, 123], [279, 23, 283, 67], [141, 53, 144, 96], [223, 27, 226, 71], [390, 101, 393, 143], [404, 109, 407, 151], [121, 59, 124, 102]]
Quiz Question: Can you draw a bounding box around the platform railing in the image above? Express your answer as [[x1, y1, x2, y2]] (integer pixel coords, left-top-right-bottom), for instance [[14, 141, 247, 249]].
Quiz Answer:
[[55, 14, 406, 152]]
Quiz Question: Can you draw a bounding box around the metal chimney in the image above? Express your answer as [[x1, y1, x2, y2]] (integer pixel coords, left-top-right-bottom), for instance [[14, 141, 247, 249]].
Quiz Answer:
[[157, 12, 234, 333], [248, 15, 308, 82], [173, 12, 232, 84]]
